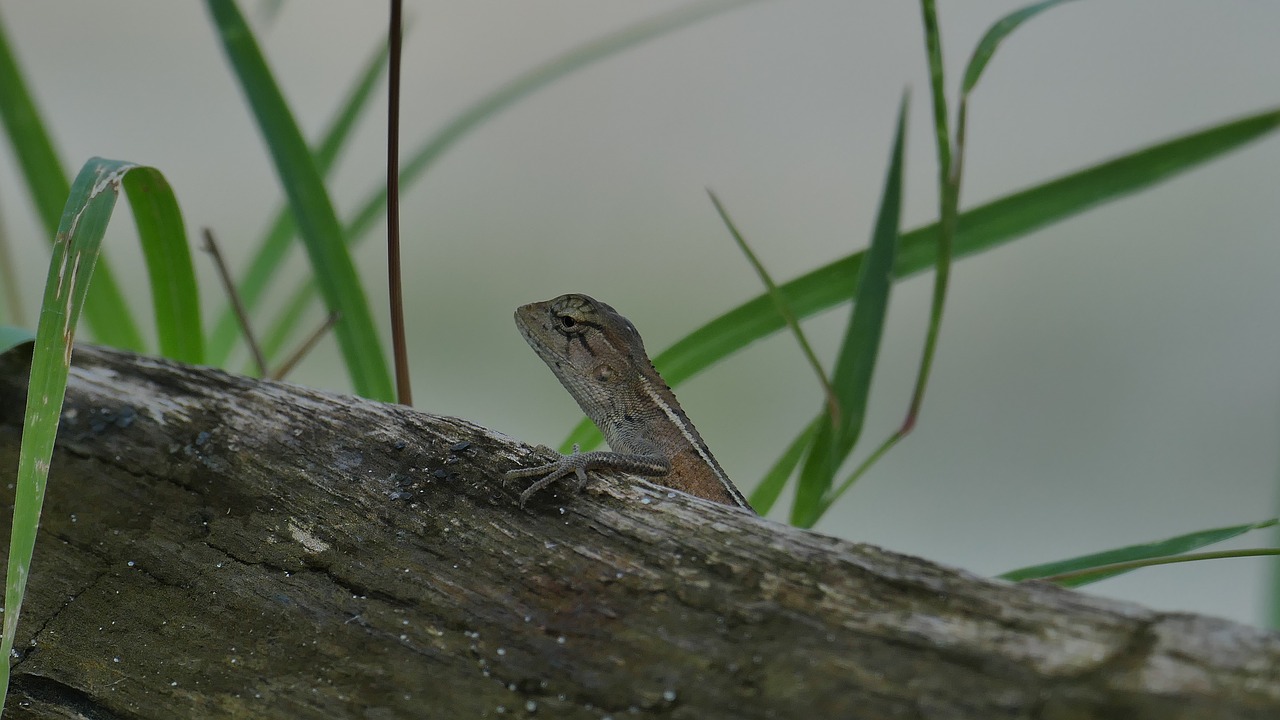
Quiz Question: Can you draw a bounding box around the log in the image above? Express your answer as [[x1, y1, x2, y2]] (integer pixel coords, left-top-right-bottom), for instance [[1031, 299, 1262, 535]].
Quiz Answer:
[[0, 344, 1276, 719]]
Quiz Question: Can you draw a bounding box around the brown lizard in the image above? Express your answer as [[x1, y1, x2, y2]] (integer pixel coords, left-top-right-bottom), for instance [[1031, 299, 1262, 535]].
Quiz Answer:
[[505, 293, 755, 513]]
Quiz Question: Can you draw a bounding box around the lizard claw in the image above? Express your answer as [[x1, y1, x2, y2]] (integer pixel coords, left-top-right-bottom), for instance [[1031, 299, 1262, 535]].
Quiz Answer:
[[507, 445, 591, 508]]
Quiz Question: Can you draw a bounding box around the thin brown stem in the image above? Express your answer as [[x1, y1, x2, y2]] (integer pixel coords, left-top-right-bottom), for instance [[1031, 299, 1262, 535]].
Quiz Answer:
[[272, 312, 341, 380], [203, 228, 268, 376], [386, 0, 412, 405]]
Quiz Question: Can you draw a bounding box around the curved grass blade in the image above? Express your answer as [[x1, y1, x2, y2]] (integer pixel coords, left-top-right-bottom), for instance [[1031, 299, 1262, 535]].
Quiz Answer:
[[1000, 518, 1279, 587], [257, 0, 764, 361], [560, 106, 1280, 452], [206, 0, 393, 400], [0, 10, 143, 351], [0, 157, 201, 710], [962, 0, 1080, 96], [206, 34, 390, 367], [792, 97, 907, 528], [124, 169, 203, 363]]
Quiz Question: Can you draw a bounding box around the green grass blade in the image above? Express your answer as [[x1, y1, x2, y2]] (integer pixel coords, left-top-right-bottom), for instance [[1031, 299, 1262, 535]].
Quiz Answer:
[[792, 97, 907, 528], [999, 518, 1279, 587], [205, 34, 390, 368], [205, 0, 392, 400], [560, 106, 1280, 451], [259, 0, 763, 360], [962, 0, 1079, 95], [709, 190, 838, 422], [0, 327, 33, 353], [0, 10, 143, 351], [0, 158, 147, 709], [1026, 549, 1280, 588], [123, 169, 203, 363], [919, 0, 950, 184], [749, 416, 820, 515]]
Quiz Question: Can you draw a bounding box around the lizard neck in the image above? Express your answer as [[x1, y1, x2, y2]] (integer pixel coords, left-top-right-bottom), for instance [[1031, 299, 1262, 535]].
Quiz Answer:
[[631, 367, 753, 510]]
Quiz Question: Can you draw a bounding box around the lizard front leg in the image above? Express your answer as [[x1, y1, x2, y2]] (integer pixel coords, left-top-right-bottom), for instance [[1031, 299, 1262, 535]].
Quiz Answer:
[[505, 444, 671, 507]]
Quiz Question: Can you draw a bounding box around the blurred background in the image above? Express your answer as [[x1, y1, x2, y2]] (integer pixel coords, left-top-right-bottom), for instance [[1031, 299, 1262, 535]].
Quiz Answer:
[[1, 1, 1278, 625]]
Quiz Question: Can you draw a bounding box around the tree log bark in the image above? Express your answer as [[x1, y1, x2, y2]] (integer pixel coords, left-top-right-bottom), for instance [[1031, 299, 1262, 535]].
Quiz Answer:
[[0, 344, 1276, 719]]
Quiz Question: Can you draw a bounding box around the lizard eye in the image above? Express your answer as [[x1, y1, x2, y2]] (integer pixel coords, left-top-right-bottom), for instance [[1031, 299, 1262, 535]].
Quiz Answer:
[[558, 314, 577, 330]]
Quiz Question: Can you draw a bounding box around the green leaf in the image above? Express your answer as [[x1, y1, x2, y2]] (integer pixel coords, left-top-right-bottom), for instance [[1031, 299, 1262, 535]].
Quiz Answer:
[[0, 9, 143, 351], [919, 0, 951, 184], [0, 326, 33, 353], [792, 96, 907, 528], [259, 0, 764, 362], [124, 169, 204, 363], [962, 0, 1079, 95], [205, 33, 390, 368], [1000, 518, 1279, 587], [205, 0, 393, 400], [0, 157, 200, 709], [748, 416, 820, 515], [561, 106, 1280, 451]]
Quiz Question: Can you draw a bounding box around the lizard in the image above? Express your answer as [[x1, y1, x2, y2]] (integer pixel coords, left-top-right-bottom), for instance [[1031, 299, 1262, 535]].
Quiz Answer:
[[505, 293, 755, 513]]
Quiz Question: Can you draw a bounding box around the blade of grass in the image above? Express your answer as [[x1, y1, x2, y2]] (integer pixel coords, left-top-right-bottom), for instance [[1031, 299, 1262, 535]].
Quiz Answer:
[[748, 416, 821, 515], [791, 96, 907, 528], [1031, 549, 1280, 588], [999, 518, 1279, 587], [908, 0, 953, 432], [206, 0, 392, 400], [0, 157, 199, 711], [0, 10, 143, 351], [824, 0, 1083, 515], [559, 106, 1280, 452], [205, 32, 390, 367], [813, 0, 953, 512], [124, 169, 203, 363], [920, 0, 951, 184], [256, 0, 764, 362], [708, 189, 838, 426], [960, 0, 1080, 95]]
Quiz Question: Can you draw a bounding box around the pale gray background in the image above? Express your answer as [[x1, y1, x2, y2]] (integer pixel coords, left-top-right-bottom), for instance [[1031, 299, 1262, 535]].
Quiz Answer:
[[1, 1, 1278, 626]]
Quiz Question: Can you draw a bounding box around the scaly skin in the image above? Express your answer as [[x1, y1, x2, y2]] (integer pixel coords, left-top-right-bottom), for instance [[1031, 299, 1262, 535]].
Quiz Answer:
[[506, 294, 754, 512]]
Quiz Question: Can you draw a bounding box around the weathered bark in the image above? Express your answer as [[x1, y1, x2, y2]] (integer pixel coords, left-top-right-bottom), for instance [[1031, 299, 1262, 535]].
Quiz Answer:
[[0, 344, 1275, 720]]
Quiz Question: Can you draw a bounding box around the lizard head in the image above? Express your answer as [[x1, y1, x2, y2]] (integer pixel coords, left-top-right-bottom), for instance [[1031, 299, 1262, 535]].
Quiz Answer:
[[513, 293, 649, 409]]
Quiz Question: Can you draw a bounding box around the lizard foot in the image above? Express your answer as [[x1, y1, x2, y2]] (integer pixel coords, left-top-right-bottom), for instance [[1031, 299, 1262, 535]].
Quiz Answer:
[[505, 444, 592, 508]]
